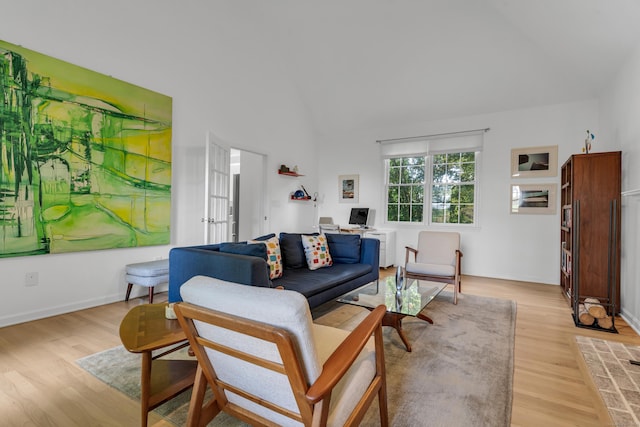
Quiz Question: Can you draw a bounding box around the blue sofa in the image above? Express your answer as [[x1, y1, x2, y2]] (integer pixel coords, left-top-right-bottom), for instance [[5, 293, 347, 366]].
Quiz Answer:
[[168, 232, 380, 309]]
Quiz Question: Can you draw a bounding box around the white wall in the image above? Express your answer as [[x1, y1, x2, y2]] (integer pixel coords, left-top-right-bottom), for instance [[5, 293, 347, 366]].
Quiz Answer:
[[316, 100, 609, 285], [0, 1, 318, 326], [600, 41, 640, 332]]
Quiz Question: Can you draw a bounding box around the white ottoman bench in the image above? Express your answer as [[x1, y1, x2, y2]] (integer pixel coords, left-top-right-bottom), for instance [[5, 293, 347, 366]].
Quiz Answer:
[[125, 259, 169, 304]]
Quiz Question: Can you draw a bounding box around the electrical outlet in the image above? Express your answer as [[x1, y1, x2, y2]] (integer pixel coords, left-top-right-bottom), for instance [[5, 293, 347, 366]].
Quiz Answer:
[[25, 272, 39, 287]]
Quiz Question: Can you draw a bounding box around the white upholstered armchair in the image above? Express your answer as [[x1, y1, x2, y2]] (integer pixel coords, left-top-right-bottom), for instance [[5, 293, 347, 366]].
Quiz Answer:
[[175, 275, 388, 427], [403, 231, 463, 304]]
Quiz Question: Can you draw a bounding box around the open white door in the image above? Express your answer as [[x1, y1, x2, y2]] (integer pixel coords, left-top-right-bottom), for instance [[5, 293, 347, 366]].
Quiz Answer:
[[203, 131, 230, 244]]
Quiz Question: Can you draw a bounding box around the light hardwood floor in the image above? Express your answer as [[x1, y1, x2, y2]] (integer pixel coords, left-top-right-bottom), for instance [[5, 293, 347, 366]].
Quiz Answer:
[[1, 272, 637, 426]]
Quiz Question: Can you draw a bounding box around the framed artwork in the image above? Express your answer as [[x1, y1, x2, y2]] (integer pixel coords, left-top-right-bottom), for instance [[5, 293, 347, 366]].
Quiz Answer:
[[338, 175, 359, 203], [510, 184, 557, 215], [511, 145, 558, 178], [0, 39, 172, 258]]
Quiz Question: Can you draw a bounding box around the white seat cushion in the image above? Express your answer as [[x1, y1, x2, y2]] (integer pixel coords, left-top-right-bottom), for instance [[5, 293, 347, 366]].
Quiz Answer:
[[312, 324, 376, 427], [125, 259, 169, 276], [406, 261, 455, 277], [125, 273, 168, 287]]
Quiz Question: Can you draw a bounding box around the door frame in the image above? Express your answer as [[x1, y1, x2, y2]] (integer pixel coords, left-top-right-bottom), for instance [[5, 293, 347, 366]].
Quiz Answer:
[[205, 131, 268, 243]]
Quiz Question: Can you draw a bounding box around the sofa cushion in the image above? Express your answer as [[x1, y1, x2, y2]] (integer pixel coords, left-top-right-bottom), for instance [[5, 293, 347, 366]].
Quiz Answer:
[[219, 242, 268, 260], [249, 236, 283, 279], [325, 234, 361, 264], [301, 234, 333, 270], [279, 232, 318, 269], [276, 263, 372, 298]]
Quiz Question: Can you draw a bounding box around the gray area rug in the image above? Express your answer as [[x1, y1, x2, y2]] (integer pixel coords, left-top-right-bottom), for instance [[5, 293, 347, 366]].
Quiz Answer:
[[77, 291, 515, 426]]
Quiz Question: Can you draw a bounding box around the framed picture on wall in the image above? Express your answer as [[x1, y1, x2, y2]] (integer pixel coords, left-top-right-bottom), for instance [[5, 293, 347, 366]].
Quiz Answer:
[[511, 145, 558, 178], [338, 174, 359, 203], [510, 183, 557, 214]]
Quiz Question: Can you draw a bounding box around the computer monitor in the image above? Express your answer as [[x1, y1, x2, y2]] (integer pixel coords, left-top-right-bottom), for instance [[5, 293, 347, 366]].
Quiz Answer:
[[348, 208, 369, 227]]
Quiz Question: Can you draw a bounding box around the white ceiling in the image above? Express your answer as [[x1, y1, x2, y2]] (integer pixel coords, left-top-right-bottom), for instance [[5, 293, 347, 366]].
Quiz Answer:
[[245, 0, 640, 135]]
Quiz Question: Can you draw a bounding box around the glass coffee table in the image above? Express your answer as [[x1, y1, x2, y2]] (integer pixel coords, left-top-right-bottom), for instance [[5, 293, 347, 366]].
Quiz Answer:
[[337, 273, 446, 352]]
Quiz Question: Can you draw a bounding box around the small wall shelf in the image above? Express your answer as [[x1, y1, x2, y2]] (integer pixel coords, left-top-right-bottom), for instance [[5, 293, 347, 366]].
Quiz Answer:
[[278, 170, 304, 177], [290, 195, 312, 201]]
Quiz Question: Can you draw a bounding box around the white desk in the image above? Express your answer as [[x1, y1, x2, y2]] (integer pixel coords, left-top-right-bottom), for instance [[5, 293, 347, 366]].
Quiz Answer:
[[363, 230, 396, 268], [339, 227, 374, 236]]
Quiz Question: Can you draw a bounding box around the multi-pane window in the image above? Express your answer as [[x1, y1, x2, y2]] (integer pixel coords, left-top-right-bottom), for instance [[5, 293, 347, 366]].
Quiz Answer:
[[385, 151, 477, 225]]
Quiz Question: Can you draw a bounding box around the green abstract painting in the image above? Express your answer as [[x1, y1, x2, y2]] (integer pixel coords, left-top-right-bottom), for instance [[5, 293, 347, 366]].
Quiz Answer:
[[0, 40, 172, 257]]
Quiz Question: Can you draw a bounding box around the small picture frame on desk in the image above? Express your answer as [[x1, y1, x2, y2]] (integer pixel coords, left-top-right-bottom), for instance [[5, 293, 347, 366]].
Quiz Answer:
[[339, 174, 359, 203]]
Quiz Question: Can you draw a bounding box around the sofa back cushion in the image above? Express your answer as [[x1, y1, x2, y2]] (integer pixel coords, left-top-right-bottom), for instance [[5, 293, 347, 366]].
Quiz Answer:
[[279, 232, 317, 269], [326, 233, 361, 264], [219, 242, 268, 260]]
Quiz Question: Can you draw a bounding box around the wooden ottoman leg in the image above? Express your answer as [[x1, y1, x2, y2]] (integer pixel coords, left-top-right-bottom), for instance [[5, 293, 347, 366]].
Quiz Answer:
[[148, 287, 154, 304], [125, 283, 133, 301]]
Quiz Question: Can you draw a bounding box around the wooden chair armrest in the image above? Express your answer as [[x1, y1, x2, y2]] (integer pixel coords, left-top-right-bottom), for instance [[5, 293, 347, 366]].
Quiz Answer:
[[405, 246, 418, 264], [305, 305, 386, 404], [455, 249, 463, 276]]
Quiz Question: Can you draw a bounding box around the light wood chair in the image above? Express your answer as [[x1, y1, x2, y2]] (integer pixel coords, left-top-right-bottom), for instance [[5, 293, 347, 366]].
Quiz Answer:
[[174, 275, 388, 427], [403, 231, 463, 304]]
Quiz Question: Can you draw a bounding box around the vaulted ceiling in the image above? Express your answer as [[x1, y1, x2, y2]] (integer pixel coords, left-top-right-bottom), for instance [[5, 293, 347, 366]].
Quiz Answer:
[[245, 0, 640, 135]]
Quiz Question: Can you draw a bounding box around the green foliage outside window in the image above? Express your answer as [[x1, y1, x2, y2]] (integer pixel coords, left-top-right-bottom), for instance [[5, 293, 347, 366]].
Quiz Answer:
[[386, 157, 425, 222], [431, 152, 475, 224]]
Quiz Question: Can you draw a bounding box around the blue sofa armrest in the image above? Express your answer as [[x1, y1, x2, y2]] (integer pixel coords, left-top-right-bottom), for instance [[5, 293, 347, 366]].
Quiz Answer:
[[360, 237, 380, 271], [168, 246, 271, 302]]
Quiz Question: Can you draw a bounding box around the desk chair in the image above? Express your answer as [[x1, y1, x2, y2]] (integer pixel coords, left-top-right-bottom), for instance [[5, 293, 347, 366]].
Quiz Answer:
[[319, 216, 340, 234]]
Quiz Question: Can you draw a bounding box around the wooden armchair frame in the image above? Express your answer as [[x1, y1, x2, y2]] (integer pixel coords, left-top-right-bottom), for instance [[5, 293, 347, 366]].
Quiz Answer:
[[175, 302, 388, 427]]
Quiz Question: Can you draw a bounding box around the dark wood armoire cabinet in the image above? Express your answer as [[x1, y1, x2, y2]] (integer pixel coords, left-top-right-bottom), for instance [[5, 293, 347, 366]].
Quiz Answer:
[[560, 151, 621, 331]]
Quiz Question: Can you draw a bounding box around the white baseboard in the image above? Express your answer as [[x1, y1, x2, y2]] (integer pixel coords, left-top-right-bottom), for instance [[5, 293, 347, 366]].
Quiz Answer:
[[1, 283, 169, 328], [620, 310, 640, 336], [0, 294, 123, 328]]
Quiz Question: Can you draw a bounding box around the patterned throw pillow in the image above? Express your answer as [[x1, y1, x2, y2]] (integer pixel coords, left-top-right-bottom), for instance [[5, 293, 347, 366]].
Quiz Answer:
[[249, 236, 283, 279], [301, 234, 333, 270]]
